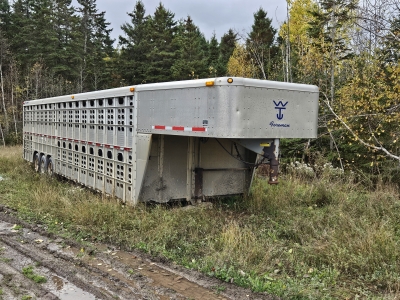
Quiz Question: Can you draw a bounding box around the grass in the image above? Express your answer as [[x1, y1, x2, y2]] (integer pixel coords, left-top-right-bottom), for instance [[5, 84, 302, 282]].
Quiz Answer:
[[1, 146, 400, 298], [22, 266, 47, 284]]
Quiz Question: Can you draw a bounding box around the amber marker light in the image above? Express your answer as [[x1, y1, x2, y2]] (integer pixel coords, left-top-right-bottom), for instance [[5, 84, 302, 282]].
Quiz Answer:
[[205, 81, 214, 86], [227, 78, 233, 83], [71, 95, 75, 99], [130, 87, 135, 92]]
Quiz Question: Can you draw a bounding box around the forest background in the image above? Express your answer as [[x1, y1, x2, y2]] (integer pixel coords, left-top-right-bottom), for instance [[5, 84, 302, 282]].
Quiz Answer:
[[0, 0, 399, 181]]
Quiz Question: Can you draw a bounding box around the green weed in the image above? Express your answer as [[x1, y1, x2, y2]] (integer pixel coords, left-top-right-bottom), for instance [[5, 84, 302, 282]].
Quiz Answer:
[[22, 266, 47, 284], [0, 257, 12, 263], [212, 285, 226, 294]]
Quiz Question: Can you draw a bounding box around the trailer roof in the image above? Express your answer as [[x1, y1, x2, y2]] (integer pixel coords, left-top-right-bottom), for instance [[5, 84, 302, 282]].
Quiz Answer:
[[23, 77, 318, 106]]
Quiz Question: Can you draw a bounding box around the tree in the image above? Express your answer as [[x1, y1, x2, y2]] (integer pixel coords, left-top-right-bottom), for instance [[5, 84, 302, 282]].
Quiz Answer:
[[227, 43, 256, 77], [207, 32, 221, 77], [143, 3, 178, 83], [326, 56, 400, 164], [218, 29, 238, 76], [170, 16, 208, 80], [380, 16, 400, 65], [76, 0, 114, 91], [0, 0, 11, 33], [308, 0, 357, 103], [246, 8, 277, 79], [278, 0, 318, 82], [0, 31, 9, 134], [119, 0, 150, 85]]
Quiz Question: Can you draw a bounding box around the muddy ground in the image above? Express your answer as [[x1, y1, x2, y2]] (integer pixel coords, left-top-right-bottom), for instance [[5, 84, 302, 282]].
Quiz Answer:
[[0, 206, 277, 300]]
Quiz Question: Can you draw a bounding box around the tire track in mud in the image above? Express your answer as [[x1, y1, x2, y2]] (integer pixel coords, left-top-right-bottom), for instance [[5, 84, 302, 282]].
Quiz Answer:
[[0, 207, 276, 300]]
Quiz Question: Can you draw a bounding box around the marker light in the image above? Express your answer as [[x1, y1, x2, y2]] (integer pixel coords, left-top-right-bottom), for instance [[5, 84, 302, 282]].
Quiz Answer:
[[260, 143, 271, 147], [130, 87, 135, 92], [71, 95, 75, 99], [227, 78, 233, 83], [205, 81, 214, 86]]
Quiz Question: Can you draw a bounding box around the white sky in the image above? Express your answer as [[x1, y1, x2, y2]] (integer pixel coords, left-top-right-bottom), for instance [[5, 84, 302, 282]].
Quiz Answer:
[[94, 0, 288, 44]]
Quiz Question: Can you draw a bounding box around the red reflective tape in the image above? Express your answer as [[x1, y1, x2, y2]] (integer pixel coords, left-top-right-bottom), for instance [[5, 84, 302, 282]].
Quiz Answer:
[[154, 125, 165, 130], [124, 147, 131, 151], [105, 144, 111, 148], [114, 146, 120, 150], [95, 143, 101, 147], [192, 127, 206, 132], [74, 139, 79, 143], [172, 126, 184, 131], [88, 142, 93, 145]]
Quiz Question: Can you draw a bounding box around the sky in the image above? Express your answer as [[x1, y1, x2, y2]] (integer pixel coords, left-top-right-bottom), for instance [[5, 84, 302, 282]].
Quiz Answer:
[[94, 0, 288, 44]]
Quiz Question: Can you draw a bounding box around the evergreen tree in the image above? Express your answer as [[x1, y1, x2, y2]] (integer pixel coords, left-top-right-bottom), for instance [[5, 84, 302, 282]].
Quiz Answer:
[[219, 29, 238, 76], [144, 3, 178, 83], [76, 0, 114, 91], [171, 16, 208, 80], [0, 0, 10, 33], [381, 17, 400, 66], [208, 32, 221, 77], [51, 0, 81, 82], [9, 0, 80, 88], [118, 0, 149, 85], [9, 0, 35, 71], [246, 8, 277, 79]]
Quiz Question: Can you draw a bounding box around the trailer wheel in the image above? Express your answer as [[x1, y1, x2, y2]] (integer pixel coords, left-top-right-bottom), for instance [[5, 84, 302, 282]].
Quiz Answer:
[[46, 157, 54, 176], [40, 155, 47, 174], [34, 153, 40, 172]]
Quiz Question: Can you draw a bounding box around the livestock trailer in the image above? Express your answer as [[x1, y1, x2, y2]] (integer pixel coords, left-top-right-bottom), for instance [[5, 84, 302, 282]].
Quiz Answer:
[[23, 77, 319, 204]]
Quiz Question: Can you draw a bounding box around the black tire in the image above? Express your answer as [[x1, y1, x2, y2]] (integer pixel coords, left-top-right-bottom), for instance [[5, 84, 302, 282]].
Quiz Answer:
[[40, 155, 47, 174], [33, 153, 40, 172], [45, 157, 54, 176]]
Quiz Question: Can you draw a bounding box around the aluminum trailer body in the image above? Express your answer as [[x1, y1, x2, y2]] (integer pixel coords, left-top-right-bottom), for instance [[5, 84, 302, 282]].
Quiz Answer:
[[22, 77, 319, 204]]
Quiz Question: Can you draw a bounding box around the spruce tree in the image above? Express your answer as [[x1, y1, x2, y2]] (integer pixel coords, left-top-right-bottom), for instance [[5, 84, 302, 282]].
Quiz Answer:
[[0, 0, 10, 33], [52, 0, 81, 82], [171, 16, 208, 80], [9, 0, 35, 71], [207, 32, 221, 77], [247, 8, 277, 79], [219, 29, 238, 76], [118, 0, 149, 85], [144, 3, 177, 83], [76, 0, 114, 91]]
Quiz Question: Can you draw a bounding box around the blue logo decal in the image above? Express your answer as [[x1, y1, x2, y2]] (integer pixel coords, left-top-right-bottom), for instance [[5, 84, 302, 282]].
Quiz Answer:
[[273, 100, 288, 120]]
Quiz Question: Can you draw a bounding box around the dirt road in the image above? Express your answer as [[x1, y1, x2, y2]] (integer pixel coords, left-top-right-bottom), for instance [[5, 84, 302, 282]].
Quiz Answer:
[[0, 207, 275, 300]]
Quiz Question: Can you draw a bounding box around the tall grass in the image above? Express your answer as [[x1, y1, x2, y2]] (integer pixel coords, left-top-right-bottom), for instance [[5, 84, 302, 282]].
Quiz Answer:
[[1, 146, 400, 299]]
